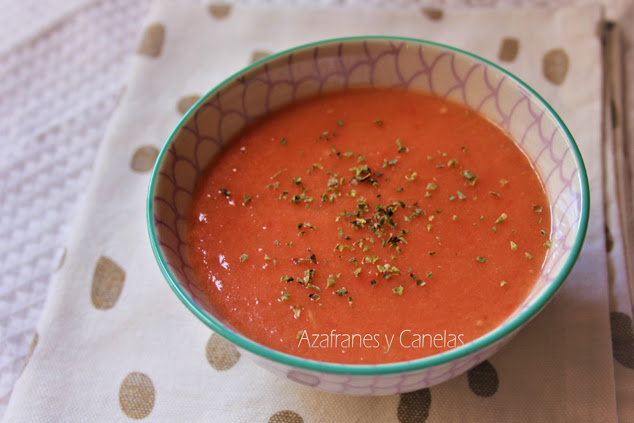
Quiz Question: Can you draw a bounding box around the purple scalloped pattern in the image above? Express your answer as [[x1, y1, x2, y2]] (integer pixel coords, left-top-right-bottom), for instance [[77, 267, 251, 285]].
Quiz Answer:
[[150, 40, 583, 394]]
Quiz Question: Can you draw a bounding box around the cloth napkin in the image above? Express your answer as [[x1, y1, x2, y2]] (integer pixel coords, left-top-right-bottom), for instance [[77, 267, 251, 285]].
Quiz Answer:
[[4, 2, 626, 422], [602, 22, 634, 420]]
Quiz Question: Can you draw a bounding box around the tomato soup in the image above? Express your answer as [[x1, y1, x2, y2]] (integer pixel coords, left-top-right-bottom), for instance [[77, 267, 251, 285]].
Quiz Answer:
[[187, 89, 551, 364]]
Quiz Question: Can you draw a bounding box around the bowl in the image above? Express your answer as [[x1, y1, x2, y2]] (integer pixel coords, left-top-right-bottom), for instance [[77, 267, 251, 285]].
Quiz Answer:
[[147, 36, 589, 395]]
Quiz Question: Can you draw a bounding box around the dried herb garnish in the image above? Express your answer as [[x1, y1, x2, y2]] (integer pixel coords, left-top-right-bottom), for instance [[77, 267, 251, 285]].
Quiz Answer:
[[393, 286, 404, 296], [475, 256, 487, 263], [292, 254, 317, 264], [326, 274, 339, 288], [279, 290, 290, 301], [410, 273, 425, 286], [462, 170, 477, 186], [382, 158, 398, 168], [377, 263, 400, 279], [297, 222, 316, 231], [495, 213, 508, 224], [396, 139, 409, 153], [290, 193, 313, 204], [297, 269, 316, 286], [219, 188, 231, 197], [239, 254, 248, 263], [292, 305, 303, 318], [334, 288, 348, 297], [349, 164, 373, 182], [271, 169, 287, 179]]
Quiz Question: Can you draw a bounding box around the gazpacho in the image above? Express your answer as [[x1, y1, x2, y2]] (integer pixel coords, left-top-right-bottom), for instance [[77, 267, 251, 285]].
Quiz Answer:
[[187, 88, 551, 364]]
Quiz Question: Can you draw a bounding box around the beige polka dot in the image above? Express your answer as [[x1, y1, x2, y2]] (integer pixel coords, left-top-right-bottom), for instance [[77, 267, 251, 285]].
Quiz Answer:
[[208, 4, 232, 19], [467, 360, 499, 397], [119, 372, 155, 419], [206, 333, 241, 370], [137, 23, 165, 58], [20, 332, 38, 375], [177, 95, 201, 115], [542, 48, 569, 85], [131, 146, 159, 172], [421, 8, 443, 21], [398, 388, 431, 423], [269, 410, 304, 423], [611, 311, 634, 368], [91, 256, 125, 310], [250, 50, 273, 64], [498, 38, 519, 62]]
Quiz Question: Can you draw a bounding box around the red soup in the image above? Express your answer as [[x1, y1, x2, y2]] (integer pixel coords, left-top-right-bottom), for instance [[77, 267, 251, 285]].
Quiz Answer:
[[188, 89, 551, 364]]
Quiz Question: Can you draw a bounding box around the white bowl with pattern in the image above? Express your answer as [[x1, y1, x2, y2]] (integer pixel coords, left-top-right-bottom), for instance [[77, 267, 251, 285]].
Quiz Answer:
[[147, 37, 589, 395]]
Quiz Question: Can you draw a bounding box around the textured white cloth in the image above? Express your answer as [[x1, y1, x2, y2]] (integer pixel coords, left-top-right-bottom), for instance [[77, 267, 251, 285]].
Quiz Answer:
[[0, 0, 94, 55], [1, 0, 633, 422], [0, 0, 153, 414]]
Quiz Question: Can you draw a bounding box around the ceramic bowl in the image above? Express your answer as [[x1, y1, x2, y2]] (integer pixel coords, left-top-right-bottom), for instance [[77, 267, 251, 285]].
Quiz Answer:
[[147, 36, 589, 396]]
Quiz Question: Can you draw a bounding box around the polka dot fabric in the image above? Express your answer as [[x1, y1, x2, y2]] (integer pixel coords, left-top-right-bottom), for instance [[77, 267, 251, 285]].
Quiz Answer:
[[3, 2, 618, 422]]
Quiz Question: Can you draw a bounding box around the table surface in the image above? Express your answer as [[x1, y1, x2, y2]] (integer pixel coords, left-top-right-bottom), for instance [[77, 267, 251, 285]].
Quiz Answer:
[[0, 0, 632, 419]]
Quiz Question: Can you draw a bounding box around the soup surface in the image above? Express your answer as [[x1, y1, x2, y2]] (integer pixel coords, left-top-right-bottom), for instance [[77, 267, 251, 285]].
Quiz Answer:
[[187, 89, 551, 364]]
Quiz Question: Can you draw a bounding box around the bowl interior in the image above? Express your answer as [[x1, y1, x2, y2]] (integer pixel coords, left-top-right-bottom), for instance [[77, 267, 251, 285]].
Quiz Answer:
[[148, 37, 588, 371]]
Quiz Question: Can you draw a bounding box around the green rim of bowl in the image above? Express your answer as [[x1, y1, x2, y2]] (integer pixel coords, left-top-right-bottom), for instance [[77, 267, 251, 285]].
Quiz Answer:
[[147, 36, 590, 376]]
